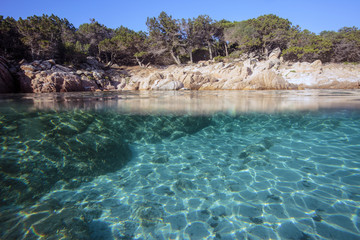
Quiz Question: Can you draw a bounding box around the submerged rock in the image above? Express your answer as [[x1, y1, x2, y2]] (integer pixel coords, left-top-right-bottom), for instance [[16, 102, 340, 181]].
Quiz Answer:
[[1, 201, 91, 239], [107, 114, 212, 143], [0, 111, 212, 207], [0, 110, 132, 206]]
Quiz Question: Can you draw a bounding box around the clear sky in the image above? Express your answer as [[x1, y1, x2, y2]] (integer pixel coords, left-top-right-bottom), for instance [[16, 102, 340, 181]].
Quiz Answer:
[[1, 0, 359, 34]]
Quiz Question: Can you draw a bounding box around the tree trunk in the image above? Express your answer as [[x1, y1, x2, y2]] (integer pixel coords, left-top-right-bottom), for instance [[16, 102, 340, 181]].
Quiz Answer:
[[170, 48, 181, 65], [224, 42, 229, 57], [110, 53, 116, 65], [97, 48, 102, 62], [135, 56, 144, 67], [207, 41, 213, 60], [31, 48, 35, 60], [104, 52, 109, 64], [189, 47, 193, 64], [264, 47, 269, 59]]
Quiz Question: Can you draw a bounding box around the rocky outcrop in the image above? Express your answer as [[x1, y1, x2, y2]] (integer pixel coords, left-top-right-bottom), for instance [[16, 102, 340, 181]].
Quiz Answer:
[[0, 57, 17, 93], [80, 56, 105, 70], [18, 60, 90, 92], [280, 61, 360, 89], [6, 48, 360, 93], [17, 59, 128, 93], [122, 49, 297, 90], [120, 48, 358, 90], [242, 70, 293, 90], [268, 47, 282, 60], [128, 47, 359, 90], [151, 78, 184, 90], [138, 72, 184, 90]]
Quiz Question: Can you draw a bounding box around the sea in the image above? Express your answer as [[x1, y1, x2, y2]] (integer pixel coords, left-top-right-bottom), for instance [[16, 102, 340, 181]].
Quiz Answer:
[[0, 90, 359, 240]]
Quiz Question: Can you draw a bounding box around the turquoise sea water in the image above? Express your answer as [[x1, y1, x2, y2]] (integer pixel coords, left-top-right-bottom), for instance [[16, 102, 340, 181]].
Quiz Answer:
[[0, 90, 360, 239]]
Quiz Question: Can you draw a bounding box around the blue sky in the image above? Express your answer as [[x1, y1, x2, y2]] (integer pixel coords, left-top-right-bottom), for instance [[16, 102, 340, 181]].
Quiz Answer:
[[1, 0, 359, 34]]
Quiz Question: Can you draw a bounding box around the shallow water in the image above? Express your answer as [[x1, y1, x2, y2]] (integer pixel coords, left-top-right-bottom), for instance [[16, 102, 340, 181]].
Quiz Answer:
[[0, 90, 360, 239]]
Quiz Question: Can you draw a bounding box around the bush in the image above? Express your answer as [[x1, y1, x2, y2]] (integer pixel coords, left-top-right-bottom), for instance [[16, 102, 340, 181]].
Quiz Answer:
[[214, 56, 225, 62]]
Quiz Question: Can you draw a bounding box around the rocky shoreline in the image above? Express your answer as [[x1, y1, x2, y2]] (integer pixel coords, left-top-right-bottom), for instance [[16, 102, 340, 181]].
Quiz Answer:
[[1, 49, 359, 93]]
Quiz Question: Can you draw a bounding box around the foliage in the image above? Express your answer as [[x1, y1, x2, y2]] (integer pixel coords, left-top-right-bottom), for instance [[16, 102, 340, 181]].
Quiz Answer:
[[146, 11, 183, 65], [328, 27, 360, 62], [225, 14, 294, 58], [0, 12, 358, 65], [99, 26, 150, 66], [16, 14, 73, 60], [225, 19, 262, 55], [77, 19, 113, 59], [282, 30, 333, 62], [180, 18, 197, 63], [0, 16, 26, 59], [213, 56, 225, 62], [193, 15, 218, 60]]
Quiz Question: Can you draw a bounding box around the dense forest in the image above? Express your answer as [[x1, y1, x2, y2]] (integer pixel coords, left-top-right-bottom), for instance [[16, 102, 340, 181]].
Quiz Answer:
[[0, 12, 359, 66]]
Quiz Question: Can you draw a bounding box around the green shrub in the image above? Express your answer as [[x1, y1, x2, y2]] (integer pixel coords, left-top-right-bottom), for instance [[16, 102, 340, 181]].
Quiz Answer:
[[214, 56, 225, 62]]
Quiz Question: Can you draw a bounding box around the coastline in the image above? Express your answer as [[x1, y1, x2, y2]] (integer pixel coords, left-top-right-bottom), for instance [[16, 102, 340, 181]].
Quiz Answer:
[[1, 51, 360, 94]]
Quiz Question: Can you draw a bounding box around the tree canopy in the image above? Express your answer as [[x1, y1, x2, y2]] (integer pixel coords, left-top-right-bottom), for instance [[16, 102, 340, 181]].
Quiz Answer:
[[0, 12, 359, 66]]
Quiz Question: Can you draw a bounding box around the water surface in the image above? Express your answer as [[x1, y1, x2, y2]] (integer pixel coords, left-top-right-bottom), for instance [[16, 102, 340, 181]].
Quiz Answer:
[[0, 90, 360, 239]]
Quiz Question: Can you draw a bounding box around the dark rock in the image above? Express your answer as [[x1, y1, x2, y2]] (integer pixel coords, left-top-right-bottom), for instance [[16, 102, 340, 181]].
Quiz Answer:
[[267, 194, 282, 202], [0, 111, 132, 207], [250, 217, 264, 224], [0, 57, 17, 93], [113, 221, 138, 239], [30, 208, 90, 239], [312, 215, 322, 222], [0, 158, 21, 174], [108, 115, 212, 144], [239, 151, 250, 159], [1, 204, 90, 239], [208, 216, 220, 228], [0, 113, 210, 207]]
